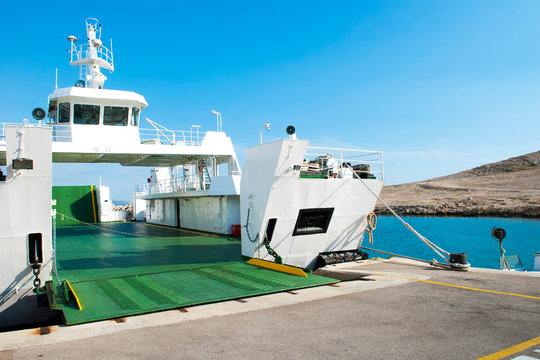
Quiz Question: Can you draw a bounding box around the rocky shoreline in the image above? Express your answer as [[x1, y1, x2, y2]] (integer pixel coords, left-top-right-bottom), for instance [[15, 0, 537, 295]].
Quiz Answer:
[[375, 204, 539, 218], [374, 151, 540, 218]]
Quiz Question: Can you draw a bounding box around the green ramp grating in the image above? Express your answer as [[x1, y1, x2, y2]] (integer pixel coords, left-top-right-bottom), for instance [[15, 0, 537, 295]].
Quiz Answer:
[[54, 262, 337, 325]]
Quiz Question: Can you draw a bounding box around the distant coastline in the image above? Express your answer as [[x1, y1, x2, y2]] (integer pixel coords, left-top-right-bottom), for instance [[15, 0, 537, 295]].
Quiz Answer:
[[375, 205, 539, 218], [375, 150, 540, 218]]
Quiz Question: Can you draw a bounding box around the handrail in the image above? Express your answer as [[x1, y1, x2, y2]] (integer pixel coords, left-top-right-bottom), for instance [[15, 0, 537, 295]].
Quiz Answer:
[[135, 173, 212, 195], [307, 146, 383, 154], [304, 146, 384, 180], [71, 43, 114, 70], [0, 121, 205, 146], [145, 118, 176, 144]]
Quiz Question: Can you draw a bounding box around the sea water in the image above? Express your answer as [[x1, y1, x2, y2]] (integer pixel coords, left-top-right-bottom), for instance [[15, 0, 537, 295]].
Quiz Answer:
[[362, 216, 540, 270]]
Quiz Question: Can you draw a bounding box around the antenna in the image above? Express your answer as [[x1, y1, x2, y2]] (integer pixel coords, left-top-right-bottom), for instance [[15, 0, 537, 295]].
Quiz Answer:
[[211, 110, 222, 132], [67, 19, 114, 89], [260, 123, 270, 144]]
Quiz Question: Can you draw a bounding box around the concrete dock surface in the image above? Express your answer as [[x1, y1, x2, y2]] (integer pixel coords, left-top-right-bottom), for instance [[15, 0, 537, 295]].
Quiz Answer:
[[1, 258, 539, 360]]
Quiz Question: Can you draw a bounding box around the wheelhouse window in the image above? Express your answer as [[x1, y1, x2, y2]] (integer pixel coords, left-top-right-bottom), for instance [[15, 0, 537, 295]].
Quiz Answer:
[[58, 102, 70, 123], [74, 104, 100, 125], [131, 107, 140, 126], [104, 106, 128, 126]]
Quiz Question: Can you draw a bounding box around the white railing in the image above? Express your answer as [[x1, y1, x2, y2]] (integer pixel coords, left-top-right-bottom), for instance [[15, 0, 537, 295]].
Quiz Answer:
[[140, 119, 204, 146], [0, 122, 61, 142], [0, 121, 204, 146], [0, 123, 21, 143], [304, 146, 384, 180], [136, 173, 211, 196], [1, 123, 74, 143], [70, 43, 114, 71]]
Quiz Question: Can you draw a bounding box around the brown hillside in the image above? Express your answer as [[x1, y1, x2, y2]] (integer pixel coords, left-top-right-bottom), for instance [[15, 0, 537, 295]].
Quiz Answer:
[[375, 150, 540, 217]]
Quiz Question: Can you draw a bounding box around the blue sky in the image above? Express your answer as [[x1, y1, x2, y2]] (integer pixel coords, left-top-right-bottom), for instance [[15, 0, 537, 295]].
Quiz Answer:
[[1, 1, 539, 201]]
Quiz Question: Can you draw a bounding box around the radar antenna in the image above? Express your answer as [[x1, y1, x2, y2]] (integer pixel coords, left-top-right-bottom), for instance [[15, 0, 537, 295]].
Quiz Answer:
[[67, 18, 114, 89]]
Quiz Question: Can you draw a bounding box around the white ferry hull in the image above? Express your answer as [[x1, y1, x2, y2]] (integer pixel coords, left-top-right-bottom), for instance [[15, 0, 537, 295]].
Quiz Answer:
[[0, 126, 54, 328], [241, 139, 383, 269]]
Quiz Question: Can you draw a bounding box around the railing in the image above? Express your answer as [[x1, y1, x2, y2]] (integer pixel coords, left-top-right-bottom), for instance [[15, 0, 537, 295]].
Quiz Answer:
[[140, 118, 205, 146], [135, 173, 211, 196], [70, 43, 114, 71], [0, 121, 204, 146], [304, 146, 384, 180], [1, 123, 74, 143], [0, 123, 21, 143]]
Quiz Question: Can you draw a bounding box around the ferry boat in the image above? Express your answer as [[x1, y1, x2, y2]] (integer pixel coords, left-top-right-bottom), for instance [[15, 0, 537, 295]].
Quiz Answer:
[[0, 19, 384, 328]]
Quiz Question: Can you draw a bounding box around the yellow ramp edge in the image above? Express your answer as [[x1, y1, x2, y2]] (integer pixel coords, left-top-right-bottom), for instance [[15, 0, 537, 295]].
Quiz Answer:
[[65, 280, 83, 311], [90, 185, 97, 223], [247, 258, 307, 277]]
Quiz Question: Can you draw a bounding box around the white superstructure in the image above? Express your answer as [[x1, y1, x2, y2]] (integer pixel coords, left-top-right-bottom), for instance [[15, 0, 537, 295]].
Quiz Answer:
[[240, 139, 384, 269], [0, 18, 240, 171]]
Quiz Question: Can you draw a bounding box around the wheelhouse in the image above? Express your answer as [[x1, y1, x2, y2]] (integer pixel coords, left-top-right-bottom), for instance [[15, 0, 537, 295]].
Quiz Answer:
[[47, 87, 148, 145]]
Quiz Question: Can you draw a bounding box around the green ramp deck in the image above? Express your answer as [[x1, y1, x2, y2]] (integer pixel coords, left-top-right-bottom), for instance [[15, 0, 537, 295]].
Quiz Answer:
[[52, 222, 336, 325]]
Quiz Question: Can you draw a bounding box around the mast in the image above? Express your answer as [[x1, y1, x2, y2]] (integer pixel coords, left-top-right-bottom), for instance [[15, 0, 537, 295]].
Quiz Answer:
[[67, 18, 114, 89]]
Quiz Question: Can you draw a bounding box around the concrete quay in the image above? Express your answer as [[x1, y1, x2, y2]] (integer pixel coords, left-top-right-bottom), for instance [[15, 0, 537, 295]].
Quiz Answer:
[[1, 258, 539, 360]]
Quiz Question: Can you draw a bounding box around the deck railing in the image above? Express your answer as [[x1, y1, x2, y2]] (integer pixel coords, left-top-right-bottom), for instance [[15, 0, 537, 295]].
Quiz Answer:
[[0, 123, 22, 143], [136, 173, 211, 195], [0, 121, 205, 147], [304, 146, 384, 180], [71, 43, 114, 70], [135, 169, 242, 196], [140, 119, 205, 146]]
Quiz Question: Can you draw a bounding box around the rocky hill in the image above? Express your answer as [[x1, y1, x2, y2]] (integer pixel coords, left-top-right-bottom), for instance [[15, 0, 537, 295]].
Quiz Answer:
[[375, 150, 540, 217]]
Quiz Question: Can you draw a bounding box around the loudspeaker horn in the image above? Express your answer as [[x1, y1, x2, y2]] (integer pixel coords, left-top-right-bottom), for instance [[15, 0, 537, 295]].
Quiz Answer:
[[32, 108, 46, 121]]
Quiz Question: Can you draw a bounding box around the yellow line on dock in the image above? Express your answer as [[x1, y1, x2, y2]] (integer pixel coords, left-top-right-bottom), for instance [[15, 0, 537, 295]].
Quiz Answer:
[[476, 336, 540, 360], [372, 274, 540, 300], [143, 223, 220, 237]]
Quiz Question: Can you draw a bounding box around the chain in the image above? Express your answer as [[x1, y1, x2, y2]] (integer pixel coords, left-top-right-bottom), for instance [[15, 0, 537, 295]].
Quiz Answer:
[[243, 208, 261, 259], [51, 211, 61, 285], [244, 209, 282, 263], [243, 208, 259, 243], [263, 237, 282, 264], [31, 264, 41, 289]]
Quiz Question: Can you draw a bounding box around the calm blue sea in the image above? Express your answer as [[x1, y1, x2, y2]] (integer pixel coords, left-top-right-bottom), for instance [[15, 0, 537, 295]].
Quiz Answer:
[[361, 216, 540, 270], [112, 200, 130, 206]]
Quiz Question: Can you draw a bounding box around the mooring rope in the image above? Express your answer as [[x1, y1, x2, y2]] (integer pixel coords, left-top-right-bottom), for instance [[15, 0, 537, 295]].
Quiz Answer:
[[346, 165, 451, 263], [358, 246, 452, 269], [366, 212, 377, 245]]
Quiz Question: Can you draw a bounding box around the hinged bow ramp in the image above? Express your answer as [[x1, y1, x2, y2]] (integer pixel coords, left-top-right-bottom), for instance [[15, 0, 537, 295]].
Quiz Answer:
[[47, 220, 334, 325], [52, 262, 332, 325]]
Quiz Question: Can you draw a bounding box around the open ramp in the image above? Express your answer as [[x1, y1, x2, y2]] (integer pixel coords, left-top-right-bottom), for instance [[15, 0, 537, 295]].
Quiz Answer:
[[51, 222, 336, 325], [52, 262, 335, 325]]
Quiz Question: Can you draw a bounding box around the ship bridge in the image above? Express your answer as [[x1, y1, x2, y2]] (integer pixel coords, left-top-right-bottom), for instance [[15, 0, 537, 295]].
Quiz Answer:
[[0, 84, 238, 169], [0, 17, 239, 171]]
